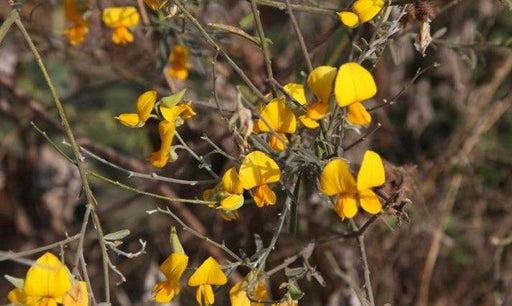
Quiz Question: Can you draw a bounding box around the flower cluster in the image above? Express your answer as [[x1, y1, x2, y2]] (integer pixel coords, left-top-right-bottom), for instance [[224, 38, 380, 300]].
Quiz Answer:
[[338, 0, 384, 28], [7, 252, 88, 306], [63, 0, 89, 45], [116, 90, 196, 168]]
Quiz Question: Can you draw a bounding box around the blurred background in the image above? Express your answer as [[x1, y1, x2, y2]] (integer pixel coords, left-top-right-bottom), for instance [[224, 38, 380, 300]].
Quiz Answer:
[[0, 0, 511, 305]]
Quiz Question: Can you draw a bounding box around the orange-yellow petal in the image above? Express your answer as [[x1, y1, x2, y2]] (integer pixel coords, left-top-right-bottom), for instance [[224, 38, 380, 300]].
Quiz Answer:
[[195, 284, 215, 306], [299, 115, 319, 129], [357, 150, 385, 191], [254, 184, 277, 207], [150, 120, 176, 168], [23, 252, 72, 299], [256, 98, 297, 134], [320, 159, 357, 196], [334, 62, 377, 107], [112, 26, 134, 45], [144, 0, 168, 10], [7, 288, 25, 304], [338, 11, 360, 28], [221, 167, 243, 195], [188, 257, 227, 286], [347, 102, 372, 126], [335, 193, 358, 219], [359, 189, 382, 214], [307, 66, 337, 103], [239, 151, 281, 189], [283, 83, 307, 105], [136, 90, 158, 123], [268, 133, 289, 151], [116, 113, 141, 127], [168, 66, 189, 80], [220, 194, 244, 211], [353, 0, 384, 23], [307, 101, 330, 120]]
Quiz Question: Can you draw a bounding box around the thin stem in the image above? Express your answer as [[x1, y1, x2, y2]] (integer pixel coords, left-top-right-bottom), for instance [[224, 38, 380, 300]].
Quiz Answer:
[[350, 220, 375, 306], [284, 0, 313, 73], [174, 0, 267, 102], [0, 10, 16, 45], [13, 10, 111, 301], [77, 143, 217, 185], [0, 234, 81, 262], [342, 123, 381, 152], [174, 131, 219, 179], [88, 171, 214, 205], [149, 207, 243, 262], [250, 0, 277, 95], [255, 0, 338, 14]]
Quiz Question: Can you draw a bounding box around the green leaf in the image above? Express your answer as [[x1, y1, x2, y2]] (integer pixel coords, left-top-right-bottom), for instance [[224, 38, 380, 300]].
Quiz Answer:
[[4, 275, 24, 289], [104, 229, 130, 241], [161, 88, 187, 108]]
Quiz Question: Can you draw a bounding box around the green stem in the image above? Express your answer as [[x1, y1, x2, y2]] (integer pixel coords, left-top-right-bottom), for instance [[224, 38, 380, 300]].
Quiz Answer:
[[12, 10, 111, 302], [249, 0, 277, 95], [174, 0, 267, 102]]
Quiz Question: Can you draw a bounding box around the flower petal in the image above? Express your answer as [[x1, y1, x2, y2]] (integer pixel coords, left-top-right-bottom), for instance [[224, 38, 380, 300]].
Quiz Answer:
[[334, 62, 377, 107], [320, 159, 357, 196], [160, 253, 189, 281], [257, 98, 297, 134], [239, 151, 281, 189], [254, 184, 277, 207], [62, 281, 88, 306], [24, 252, 72, 298], [221, 167, 243, 195], [102, 7, 140, 28], [357, 150, 385, 191], [359, 189, 382, 214], [136, 90, 157, 123], [188, 257, 227, 287], [347, 102, 372, 126], [149, 120, 176, 168], [220, 194, 244, 211], [338, 11, 360, 28], [268, 133, 289, 151], [335, 193, 358, 219], [307, 66, 337, 103], [299, 115, 319, 129], [353, 0, 384, 23], [116, 113, 141, 127], [283, 83, 307, 105], [307, 101, 330, 120], [112, 26, 134, 45]]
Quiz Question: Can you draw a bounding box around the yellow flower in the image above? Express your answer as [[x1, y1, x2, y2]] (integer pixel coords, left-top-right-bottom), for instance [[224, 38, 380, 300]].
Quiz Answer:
[[102, 7, 140, 45], [282, 83, 307, 105], [203, 167, 245, 212], [116, 90, 157, 128], [149, 102, 196, 168], [307, 66, 337, 103], [168, 45, 191, 80], [337, 0, 384, 28], [152, 253, 189, 303], [230, 278, 268, 306], [283, 67, 336, 129], [188, 257, 228, 306], [255, 97, 296, 151], [320, 151, 385, 219], [144, 0, 168, 10], [7, 252, 73, 305], [347, 102, 372, 126], [239, 151, 281, 207], [334, 62, 376, 107], [63, 0, 88, 45]]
